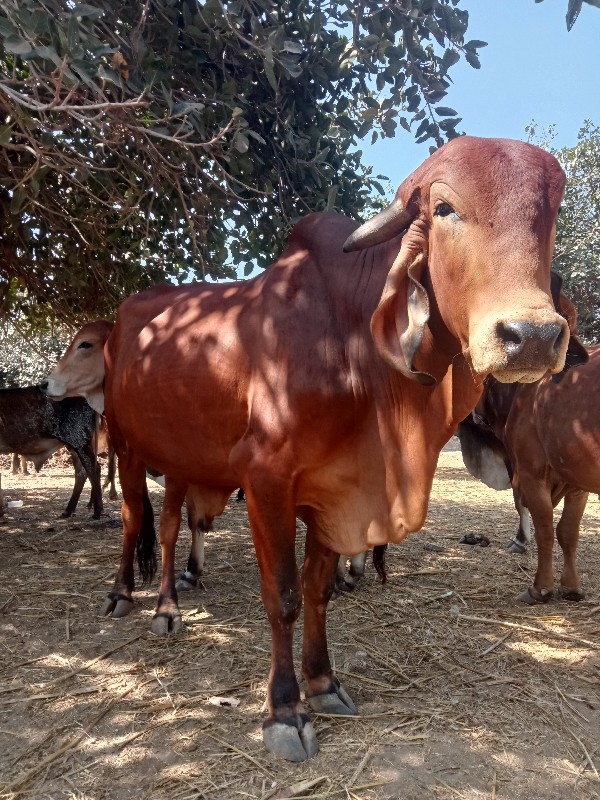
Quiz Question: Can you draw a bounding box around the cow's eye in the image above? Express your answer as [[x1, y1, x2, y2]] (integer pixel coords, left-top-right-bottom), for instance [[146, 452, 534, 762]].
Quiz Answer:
[[78, 341, 93, 349], [434, 202, 455, 217]]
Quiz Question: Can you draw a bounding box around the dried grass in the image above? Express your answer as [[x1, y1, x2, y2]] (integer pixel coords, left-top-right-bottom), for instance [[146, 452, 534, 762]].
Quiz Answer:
[[0, 448, 599, 800]]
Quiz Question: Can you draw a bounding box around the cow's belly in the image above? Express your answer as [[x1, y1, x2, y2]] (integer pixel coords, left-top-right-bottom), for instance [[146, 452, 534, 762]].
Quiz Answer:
[[116, 401, 245, 488], [0, 436, 60, 463]]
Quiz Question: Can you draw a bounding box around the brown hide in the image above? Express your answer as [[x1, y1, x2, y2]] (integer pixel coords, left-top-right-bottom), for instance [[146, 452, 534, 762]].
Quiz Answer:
[[504, 345, 600, 600], [43, 137, 575, 762]]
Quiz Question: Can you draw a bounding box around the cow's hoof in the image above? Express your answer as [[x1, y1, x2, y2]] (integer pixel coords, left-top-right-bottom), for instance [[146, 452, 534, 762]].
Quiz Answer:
[[175, 571, 197, 592], [517, 586, 553, 605], [151, 610, 183, 636], [263, 716, 319, 762], [507, 538, 527, 554], [560, 586, 585, 601], [306, 681, 357, 716], [99, 594, 134, 618]]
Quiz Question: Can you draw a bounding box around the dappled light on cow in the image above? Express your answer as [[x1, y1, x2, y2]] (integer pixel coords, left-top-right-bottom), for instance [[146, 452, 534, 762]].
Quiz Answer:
[[458, 343, 600, 606], [41, 136, 581, 765]]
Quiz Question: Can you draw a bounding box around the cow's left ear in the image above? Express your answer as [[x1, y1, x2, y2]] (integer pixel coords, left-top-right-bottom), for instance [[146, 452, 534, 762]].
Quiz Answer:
[[370, 226, 436, 385], [549, 271, 589, 380]]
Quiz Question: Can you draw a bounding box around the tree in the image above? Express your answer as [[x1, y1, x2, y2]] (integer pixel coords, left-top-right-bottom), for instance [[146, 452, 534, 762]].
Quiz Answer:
[[0, 0, 485, 330], [0, 319, 68, 386], [552, 123, 600, 344], [535, 0, 600, 30]]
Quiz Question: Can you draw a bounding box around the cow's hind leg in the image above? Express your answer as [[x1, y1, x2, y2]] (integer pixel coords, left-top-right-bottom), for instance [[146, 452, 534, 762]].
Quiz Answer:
[[101, 454, 156, 618], [557, 490, 588, 601], [62, 452, 87, 517], [507, 489, 533, 554], [302, 525, 358, 718], [70, 444, 103, 519], [176, 500, 209, 592], [244, 477, 316, 762], [152, 480, 187, 635]]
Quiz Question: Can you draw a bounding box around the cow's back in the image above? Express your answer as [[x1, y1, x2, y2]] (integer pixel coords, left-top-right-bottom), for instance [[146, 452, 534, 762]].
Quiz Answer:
[[105, 214, 390, 490]]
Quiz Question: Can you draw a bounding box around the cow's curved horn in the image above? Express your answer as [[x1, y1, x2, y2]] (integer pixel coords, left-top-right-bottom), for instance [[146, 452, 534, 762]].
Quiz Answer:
[[343, 198, 415, 253]]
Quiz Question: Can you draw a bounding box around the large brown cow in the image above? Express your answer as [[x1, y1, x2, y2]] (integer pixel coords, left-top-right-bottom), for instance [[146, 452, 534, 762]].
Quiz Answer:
[[458, 343, 598, 605], [43, 137, 576, 761]]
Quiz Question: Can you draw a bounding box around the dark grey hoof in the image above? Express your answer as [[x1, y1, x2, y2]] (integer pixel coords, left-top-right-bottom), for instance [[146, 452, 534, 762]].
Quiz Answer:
[[559, 586, 585, 601], [151, 610, 183, 635], [306, 683, 357, 715], [517, 586, 553, 605], [507, 538, 527, 554], [99, 594, 134, 618], [263, 717, 319, 762], [175, 571, 198, 592]]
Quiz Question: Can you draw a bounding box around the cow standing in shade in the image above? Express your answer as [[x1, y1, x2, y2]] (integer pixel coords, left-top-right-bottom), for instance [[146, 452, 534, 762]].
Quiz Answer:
[[459, 340, 598, 606], [44, 137, 577, 762]]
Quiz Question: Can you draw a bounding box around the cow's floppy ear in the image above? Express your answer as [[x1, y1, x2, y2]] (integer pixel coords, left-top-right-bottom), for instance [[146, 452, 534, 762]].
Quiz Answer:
[[370, 232, 436, 385], [549, 271, 589, 381]]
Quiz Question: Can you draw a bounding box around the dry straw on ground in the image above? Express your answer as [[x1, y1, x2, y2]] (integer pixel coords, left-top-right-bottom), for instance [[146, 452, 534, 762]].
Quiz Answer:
[[0, 447, 599, 800]]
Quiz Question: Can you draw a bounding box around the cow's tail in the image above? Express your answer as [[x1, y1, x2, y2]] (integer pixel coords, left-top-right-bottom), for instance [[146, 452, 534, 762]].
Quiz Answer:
[[373, 544, 387, 584], [136, 483, 157, 586]]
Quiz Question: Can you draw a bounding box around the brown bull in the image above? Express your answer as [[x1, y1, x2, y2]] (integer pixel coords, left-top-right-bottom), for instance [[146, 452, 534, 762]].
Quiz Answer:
[[43, 137, 574, 762]]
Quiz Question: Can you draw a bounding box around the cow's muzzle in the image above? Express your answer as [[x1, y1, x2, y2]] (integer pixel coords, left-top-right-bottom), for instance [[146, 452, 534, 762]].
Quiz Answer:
[[496, 320, 565, 365], [470, 313, 569, 383]]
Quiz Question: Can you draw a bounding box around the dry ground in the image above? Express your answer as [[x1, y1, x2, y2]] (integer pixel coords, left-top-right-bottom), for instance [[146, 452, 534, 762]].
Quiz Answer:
[[1, 447, 600, 800]]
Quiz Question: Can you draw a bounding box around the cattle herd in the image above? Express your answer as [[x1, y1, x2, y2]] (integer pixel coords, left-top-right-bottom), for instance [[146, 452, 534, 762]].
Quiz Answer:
[[2, 136, 600, 764]]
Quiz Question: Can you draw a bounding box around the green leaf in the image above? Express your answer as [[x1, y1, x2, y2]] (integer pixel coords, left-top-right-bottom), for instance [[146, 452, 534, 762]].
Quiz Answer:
[[464, 40, 488, 50], [566, 0, 583, 28], [72, 4, 105, 20], [282, 40, 303, 54], [435, 106, 458, 117], [3, 37, 33, 55], [0, 125, 12, 145], [234, 132, 249, 153], [263, 43, 278, 93], [465, 51, 481, 69]]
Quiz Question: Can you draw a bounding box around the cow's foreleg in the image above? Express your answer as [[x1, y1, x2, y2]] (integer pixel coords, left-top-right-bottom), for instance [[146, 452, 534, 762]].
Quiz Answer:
[[153, 480, 186, 635], [556, 490, 587, 601], [302, 530, 358, 717], [101, 455, 155, 619], [517, 484, 555, 604], [244, 481, 316, 762]]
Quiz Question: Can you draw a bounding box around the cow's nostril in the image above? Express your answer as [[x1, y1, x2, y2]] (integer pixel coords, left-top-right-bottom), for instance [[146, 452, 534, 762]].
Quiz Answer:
[[496, 321, 528, 356], [553, 325, 566, 354], [40, 381, 48, 391]]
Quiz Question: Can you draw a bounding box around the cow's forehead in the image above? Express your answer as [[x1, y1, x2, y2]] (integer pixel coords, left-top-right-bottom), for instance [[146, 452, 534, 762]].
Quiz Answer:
[[398, 136, 565, 210]]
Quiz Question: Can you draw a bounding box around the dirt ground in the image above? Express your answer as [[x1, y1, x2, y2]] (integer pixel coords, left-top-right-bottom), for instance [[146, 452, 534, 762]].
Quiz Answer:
[[1, 445, 600, 800]]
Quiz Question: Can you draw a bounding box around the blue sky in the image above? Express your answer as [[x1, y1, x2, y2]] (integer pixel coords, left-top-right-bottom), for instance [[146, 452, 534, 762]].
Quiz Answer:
[[366, 0, 600, 187]]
